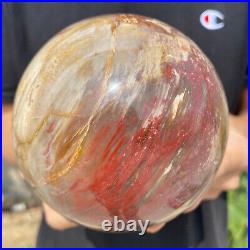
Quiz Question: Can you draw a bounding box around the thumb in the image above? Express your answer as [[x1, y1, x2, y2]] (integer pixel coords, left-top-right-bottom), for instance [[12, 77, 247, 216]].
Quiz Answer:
[[147, 223, 166, 234]]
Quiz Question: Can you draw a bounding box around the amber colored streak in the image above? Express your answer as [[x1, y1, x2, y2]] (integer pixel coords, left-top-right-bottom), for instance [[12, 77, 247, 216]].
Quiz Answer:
[[46, 116, 89, 183], [15, 110, 75, 147]]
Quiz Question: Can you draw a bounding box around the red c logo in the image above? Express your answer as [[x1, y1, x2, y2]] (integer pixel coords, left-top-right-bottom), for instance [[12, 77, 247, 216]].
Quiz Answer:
[[200, 10, 224, 30]]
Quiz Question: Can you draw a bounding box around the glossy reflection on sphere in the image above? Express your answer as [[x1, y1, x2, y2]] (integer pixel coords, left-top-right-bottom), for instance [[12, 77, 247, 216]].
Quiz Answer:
[[13, 14, 228, 229]]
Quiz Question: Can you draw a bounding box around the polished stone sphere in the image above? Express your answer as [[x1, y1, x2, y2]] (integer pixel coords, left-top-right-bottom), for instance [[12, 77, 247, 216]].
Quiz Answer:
[[13, 14, 228, 230]]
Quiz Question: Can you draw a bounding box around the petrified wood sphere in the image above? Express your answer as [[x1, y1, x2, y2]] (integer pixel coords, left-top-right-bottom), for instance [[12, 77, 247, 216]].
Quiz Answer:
[[13, 14, 228, 229]]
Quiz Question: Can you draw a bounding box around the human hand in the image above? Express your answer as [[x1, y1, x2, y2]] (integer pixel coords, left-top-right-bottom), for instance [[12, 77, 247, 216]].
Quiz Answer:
[[43, 203, 77, 230]]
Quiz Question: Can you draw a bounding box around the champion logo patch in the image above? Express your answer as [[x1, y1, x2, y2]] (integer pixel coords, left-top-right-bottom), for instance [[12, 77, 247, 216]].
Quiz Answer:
[[200, 10, 224, 30]]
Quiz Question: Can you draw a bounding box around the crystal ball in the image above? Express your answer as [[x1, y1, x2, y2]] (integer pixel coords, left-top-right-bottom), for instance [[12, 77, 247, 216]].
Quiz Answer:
[[13, 14, 228, 229]]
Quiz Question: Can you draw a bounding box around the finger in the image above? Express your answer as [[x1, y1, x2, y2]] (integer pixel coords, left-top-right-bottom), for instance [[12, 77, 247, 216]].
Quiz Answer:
[[147, 223, 166, 234], [203, 191, 220, 201], [203, 175, 241, 201], [184, 198, 202, 213], [222, 175, 240, 190], [43, 203, 77, 230]]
